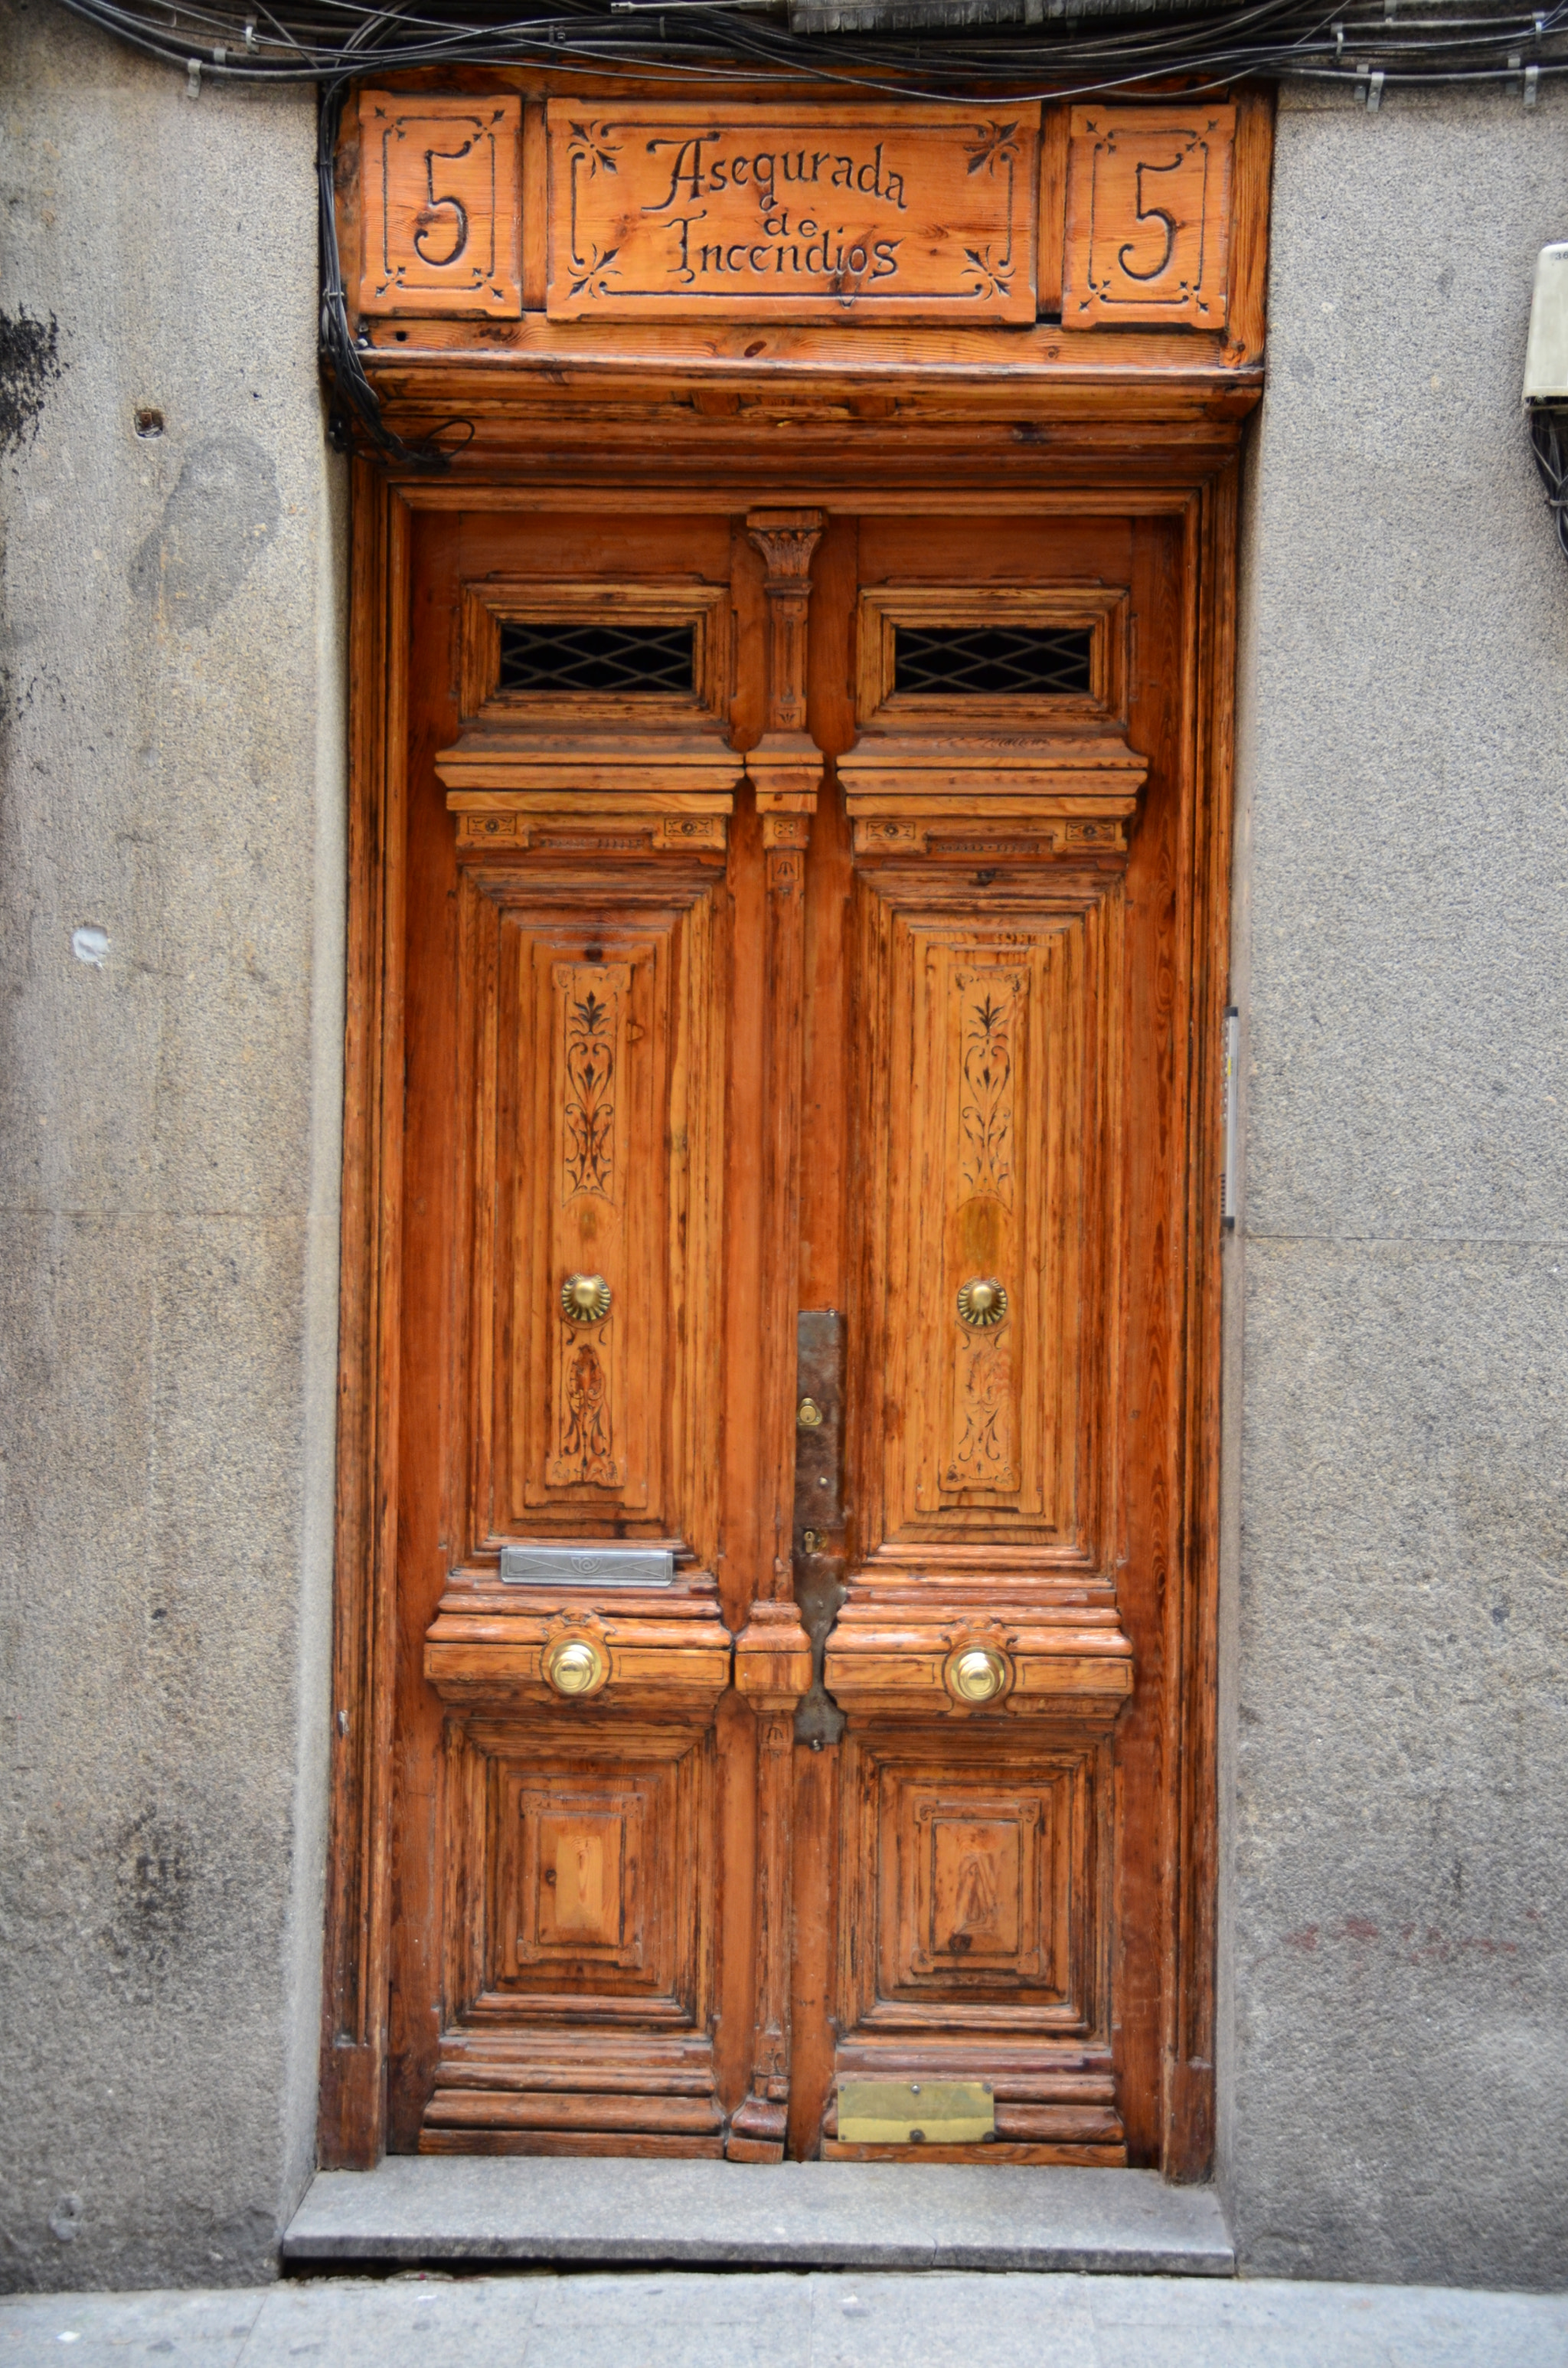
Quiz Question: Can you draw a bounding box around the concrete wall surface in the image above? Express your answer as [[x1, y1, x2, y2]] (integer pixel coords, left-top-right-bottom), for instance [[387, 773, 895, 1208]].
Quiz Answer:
[[0, 1, 345, 2291], [1223, 86, 1568, 2289], [4, 6, 1567, 2301]]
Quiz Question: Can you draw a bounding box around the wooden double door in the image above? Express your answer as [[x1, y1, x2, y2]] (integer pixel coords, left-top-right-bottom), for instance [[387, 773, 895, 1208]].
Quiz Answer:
[[390, 489, 1222, 2168]]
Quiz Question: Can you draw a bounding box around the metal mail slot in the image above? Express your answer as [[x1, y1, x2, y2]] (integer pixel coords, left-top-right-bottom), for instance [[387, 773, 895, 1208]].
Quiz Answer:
[[498, 1545, 675, 1588], [836, 2079, 995, 2146]]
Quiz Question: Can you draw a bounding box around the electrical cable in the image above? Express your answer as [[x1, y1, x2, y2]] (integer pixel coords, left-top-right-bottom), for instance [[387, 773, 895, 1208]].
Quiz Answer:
[[1530, 408, 1568, 563], [47, 0, 1568, 465]]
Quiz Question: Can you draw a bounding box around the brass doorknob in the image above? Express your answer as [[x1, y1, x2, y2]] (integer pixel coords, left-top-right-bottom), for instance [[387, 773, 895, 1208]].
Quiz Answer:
[[561, 1273, 612, 1324], [946, 1643, 1011, 1706], [956, 1277, 1008, 1329], [542, 1635, 609, 1698]]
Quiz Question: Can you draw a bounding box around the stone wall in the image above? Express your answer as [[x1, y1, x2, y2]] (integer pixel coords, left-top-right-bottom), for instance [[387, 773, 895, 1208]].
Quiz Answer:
[[0, 0, 345, 2290], [3, 10, 1566, 2294], [1222, 83, 1568, 2291]]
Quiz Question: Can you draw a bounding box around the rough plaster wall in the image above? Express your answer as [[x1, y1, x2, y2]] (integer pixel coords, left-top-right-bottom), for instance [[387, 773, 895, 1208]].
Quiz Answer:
[[0, 0, 346, 2291], [1223, 86, 1568, 2289]]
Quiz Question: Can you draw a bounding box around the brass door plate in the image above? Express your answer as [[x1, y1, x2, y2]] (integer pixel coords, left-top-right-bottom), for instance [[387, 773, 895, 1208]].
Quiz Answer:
[[836, 2079, 995, 2145]]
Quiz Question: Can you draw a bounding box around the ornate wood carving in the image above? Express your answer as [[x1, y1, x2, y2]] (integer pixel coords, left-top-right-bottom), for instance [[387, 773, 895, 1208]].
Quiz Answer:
[[1062, 106, 1236, 332], [441, 575, 740, 803], [825, 1726, 1123, 2164], [326, 475, 1241, 2184], [744, 508, 825, 813], [545, 105, 1039, 324], [448, 855, 726, 1562], [424, 1715, 723, 2153], [717, 505, 828, 2157], [846, 875, 1121, 1577], [337, 77, 1272, 394], [840, 578, 1144, 823], [358, 91, 522, 318]]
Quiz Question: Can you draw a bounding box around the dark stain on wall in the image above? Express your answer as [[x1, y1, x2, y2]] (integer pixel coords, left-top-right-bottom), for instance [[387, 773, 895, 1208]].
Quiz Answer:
[[130, 433, 282, 629], [0, 310, 63, 453]]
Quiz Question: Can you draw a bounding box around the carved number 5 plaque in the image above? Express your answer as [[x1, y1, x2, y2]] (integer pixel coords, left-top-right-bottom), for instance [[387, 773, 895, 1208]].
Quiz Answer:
[[358, 90, 523, 317], [1062, 105, 1234, 331]]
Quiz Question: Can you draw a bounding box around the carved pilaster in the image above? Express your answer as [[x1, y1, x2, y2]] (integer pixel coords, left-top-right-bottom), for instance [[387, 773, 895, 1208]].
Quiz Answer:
[[745, 509, 825, 812]]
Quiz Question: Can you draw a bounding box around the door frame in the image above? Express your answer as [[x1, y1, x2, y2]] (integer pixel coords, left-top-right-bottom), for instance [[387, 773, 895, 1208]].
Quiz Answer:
[[317, 437, 1243, 2180]]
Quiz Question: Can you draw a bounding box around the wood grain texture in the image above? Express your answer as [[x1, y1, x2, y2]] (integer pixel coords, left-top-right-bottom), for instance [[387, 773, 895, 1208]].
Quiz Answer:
[[1062, 106, 1235, 332], [545, 104, 1040, 325], [730, 509, 826, 2154], [358, 89, 522, 318], [322, 366, 1243, 2177], [316, 466, 409, 2169]]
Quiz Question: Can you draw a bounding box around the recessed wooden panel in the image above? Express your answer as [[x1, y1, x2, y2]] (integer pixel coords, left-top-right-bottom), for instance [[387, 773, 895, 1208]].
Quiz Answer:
[[358, 90, 522, 318], [848, 875, 1121, 1574], [1062, 106, 1234, 331], [446, 1719, 713, 2020], [504, 1769, 655, 1987], [454, 863, 726, 1566], [545, 104, 1039, 324], [838, 1732, 1104, 2039]]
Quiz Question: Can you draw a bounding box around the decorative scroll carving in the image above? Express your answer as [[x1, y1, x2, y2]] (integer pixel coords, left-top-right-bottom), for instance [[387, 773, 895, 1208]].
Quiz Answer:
[[1062, 106, 1234, 331], [952, 1326, 1014, 1488], [358, 91, 522, 318], [558, 1338, 614, 1486]]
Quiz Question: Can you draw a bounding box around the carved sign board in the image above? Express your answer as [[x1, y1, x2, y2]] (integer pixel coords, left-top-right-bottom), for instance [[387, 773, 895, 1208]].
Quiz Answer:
[[358, 91, 523, 316], [1061, 105, 1234, 329], [350, 91, 1243, 335], [545, 104, 1038, 323]]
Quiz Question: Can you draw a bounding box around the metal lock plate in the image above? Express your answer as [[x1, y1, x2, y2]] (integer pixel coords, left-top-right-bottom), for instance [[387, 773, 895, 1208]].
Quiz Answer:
[[836, 2079, 995, 2146]]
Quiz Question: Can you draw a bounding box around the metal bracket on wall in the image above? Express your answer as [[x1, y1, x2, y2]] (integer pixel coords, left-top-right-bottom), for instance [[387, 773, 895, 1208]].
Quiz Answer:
[[793, 1310, 848, 1748]]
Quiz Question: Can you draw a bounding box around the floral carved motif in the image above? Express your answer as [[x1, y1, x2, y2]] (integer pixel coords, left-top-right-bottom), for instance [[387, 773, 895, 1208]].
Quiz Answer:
[[563, 976, 619, 1201], [947, 963, 1027, 1490]]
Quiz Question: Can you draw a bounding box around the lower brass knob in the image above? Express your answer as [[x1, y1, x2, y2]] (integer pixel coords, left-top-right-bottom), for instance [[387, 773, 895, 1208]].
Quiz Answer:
[[542, 1635, 609, 1698], [946, 1643, 1011, 1706]]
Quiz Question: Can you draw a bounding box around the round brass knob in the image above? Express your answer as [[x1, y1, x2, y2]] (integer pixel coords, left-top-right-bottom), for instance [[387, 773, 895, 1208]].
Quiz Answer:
[[561, 1273, 612, 1324], [542, 1634, 609, 1699], [956, 1277, 1008, 1329], [945, 1643, 1011, 1706]]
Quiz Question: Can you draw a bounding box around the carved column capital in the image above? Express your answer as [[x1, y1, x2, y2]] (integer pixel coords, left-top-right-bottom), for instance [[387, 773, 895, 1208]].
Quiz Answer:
[[745, 509, 826, 757]]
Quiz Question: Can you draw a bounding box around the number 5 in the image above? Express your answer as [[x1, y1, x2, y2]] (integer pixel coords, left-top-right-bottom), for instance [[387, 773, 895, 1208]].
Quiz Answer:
[[413, 138, 474, 269], [1117, 154, 1182, 284]]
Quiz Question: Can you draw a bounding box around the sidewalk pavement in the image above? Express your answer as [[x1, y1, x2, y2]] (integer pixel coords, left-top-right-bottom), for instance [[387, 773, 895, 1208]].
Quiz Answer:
[[2, 2270, 1566, 2366]]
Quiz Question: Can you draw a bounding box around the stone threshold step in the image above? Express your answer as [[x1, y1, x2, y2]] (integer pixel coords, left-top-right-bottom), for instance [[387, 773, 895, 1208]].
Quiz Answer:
[[283, 2157, 1233, 2277]]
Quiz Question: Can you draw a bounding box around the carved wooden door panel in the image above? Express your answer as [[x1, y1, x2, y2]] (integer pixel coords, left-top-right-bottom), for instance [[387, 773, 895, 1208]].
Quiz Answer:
[[392, 499, 1207, 2170]]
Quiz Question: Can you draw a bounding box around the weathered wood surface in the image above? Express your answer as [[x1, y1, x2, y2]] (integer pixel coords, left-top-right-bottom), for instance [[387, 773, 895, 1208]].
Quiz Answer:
[[322, 368, 1242, 2180]]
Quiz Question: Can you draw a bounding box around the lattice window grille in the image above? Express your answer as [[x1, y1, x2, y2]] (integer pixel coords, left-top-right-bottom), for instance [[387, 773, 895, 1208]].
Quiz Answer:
[[498, 620, 697, 697], [893, 623, 1094, 698]]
